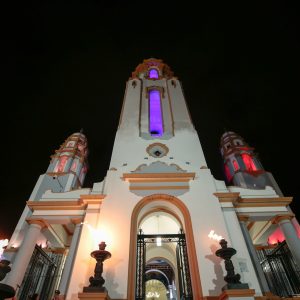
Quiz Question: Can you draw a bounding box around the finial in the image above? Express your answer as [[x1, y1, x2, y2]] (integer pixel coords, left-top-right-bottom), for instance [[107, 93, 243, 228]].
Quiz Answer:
[[80, 128, 84, 133]]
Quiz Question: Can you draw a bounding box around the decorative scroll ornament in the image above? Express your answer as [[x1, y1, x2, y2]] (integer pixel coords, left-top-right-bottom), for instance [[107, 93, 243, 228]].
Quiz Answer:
[[131, 58, 174, 79]]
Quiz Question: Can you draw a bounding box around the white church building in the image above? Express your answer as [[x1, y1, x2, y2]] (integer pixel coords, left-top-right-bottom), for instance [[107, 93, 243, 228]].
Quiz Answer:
[[2, 58, 300, 300]]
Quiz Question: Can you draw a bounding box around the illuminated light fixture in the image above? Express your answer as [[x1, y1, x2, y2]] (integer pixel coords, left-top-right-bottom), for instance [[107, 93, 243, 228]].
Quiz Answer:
[[156, 237, 162, 247], [208, 230, 223, 241], [156, 215, 162, 246], [146, 291, 160, 298], [0, 239, 8, 259]]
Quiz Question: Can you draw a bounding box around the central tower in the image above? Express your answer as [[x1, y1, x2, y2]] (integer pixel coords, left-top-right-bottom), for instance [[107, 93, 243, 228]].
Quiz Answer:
[[110, 58, 207, 172]]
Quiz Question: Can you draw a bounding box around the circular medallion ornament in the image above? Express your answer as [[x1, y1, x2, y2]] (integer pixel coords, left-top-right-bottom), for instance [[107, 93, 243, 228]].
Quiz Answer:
[[146, 143, 169, 158]]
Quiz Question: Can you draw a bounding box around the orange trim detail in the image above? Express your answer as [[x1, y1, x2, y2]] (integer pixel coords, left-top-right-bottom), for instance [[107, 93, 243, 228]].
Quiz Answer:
[[26, 218, 49, 229], [219, 289, 255, 300], [271, 214, 295, 224], [27, 200, 86, 211], [129, 185, 189, 190], [127, 194, 202, 300], [122, 172, 195, 181]]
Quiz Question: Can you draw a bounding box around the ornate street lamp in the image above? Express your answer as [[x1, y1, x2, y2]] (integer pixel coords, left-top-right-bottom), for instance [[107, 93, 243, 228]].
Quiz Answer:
[[83, 241, 112, 293], [0, 259, 16, 300]]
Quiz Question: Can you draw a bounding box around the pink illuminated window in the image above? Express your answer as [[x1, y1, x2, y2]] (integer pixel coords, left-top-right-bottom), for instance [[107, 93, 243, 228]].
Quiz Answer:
[[242, 154, 257, 172], [149, 69, 159, 79], [57, 156, 68, 172], [149, 89, 163, 136], [233, 160, 239, 171], [71, 161, 77, 172]]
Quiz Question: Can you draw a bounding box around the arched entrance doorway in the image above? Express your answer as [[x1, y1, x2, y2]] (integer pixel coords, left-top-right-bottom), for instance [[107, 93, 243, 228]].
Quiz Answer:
[[127, 194, 202, 300]]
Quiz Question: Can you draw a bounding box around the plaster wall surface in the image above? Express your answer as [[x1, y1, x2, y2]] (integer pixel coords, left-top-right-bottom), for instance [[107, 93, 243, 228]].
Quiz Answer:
[[66, 204, 100, 300], [222, 208, 262, 294], [95, 160, 242, 297]]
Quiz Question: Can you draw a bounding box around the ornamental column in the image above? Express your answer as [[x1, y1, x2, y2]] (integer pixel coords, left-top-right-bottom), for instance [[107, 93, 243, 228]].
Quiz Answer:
[[5, 219, 47, 289], [238, 215, 270, 293], [59, 219, 83, 297], [273, 214, 300, 267]]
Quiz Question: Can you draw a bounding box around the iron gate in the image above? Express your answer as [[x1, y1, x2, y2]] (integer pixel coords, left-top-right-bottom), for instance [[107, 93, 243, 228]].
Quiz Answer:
[[257, 241, 300, 297], [18, 245, 64, 300], [136, 230, 193, 300]]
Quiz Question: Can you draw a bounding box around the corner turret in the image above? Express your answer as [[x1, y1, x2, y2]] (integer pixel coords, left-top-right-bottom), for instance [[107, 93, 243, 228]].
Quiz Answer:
[[220, 131, 282, 195], [30, 131, 89, 200]]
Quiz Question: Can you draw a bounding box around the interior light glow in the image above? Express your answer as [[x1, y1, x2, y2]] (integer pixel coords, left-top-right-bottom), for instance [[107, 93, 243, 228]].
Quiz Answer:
[[156, 237, 162, 247], [149, 69, 159, 79], [149, 90, 163, 136], [242, 154, 257, 172], [208, 230, 223, 241]]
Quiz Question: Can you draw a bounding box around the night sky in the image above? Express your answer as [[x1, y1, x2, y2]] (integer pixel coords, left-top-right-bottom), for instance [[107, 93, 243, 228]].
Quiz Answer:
[[1, 1, 299, 239]]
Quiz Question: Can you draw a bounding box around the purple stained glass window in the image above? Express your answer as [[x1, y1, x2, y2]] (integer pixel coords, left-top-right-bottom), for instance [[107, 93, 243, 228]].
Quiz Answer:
[[149, 69, 159, 79], [149, 89, 163, 136]]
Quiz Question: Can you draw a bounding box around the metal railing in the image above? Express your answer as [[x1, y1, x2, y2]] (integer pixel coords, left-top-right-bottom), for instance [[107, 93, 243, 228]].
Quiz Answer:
[[257, 241, 300, 297]]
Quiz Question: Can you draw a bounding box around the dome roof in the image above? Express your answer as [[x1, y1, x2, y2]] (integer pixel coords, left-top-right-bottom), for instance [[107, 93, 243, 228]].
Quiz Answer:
[[220, 131, 249, 156]]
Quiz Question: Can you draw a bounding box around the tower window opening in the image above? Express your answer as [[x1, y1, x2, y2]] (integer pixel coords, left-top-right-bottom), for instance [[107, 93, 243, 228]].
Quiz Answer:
[[149, 68, 159, 79], [57, 156, 68, 172], [149, 89, 163, 137], [224, 163, 233, 182], [233, 159, 239, 171], [242, 153, 257, 172]]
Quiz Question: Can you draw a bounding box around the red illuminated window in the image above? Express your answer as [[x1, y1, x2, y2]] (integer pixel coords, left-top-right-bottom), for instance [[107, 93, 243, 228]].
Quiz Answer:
[[233, 160, 239, 171], [71, 161, 77, 172], [57, 156, 68, 172], [242, 154, 257, 172]]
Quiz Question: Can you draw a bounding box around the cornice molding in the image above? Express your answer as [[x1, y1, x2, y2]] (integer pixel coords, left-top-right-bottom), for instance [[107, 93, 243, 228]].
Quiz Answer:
[[271, 213, 295, 224], [122, 172, 195, 181], [235, 197, 292, 208], [26, 218, 49, 229], [237, 214, 250, 222], [214, 192, 240, 203], [219, 289, 255, 300], [27, 200, 86, 211]]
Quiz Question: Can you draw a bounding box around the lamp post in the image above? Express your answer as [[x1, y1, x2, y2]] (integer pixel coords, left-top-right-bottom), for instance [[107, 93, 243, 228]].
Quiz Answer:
[[0, 259, 16, 300], [83, 241, 111, 293], [215, 238, 249, 290]]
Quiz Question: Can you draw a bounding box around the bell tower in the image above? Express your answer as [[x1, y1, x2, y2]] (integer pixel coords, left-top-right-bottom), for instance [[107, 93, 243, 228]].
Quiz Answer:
[[110, 58, 207, 170], [30, 131, 89, 201], [220, 131, 282, 195]]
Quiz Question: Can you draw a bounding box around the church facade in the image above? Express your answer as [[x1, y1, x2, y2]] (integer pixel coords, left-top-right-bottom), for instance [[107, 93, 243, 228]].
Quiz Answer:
[[2, 59, 300, 300]]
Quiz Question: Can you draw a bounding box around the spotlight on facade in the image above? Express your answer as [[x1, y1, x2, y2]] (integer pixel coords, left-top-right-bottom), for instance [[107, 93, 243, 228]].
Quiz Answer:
[[83, 241, 111, 293]]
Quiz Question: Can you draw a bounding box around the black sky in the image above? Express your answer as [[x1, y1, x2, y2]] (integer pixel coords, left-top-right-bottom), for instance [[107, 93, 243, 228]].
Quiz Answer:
[[1, 1, 299, 238]]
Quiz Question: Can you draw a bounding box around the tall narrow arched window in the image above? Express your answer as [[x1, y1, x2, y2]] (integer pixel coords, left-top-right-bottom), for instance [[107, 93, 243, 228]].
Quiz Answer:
[[57, 156, 68, 172], [242, 153, 257, 172], [148, 68, 159, 79], [233, 159, 239, 171], [224, 163, 233, 182], [149, 89, 163, 136]]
